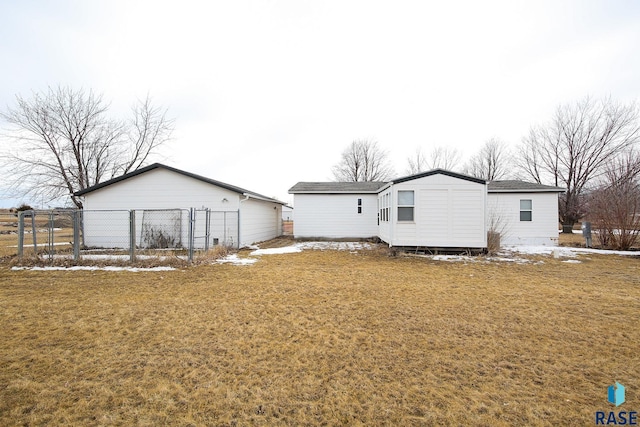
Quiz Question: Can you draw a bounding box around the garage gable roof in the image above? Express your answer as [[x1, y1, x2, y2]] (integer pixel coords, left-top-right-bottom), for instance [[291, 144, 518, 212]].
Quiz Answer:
[[488, 180, 565, 193], [74, 163, 285, 204]]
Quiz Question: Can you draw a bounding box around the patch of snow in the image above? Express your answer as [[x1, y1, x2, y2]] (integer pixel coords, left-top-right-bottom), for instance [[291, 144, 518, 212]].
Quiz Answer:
[[486, 257, 530, 264], [432, 255, 473, 262], [11, 266, 175, 272], [250, 246, 302, 255], [562, 259, 582, 264], [413, 254, 531, 264], [295, 241, 375, 251], [50, 254, 185, 261], [559, 229, 584, 234], [216, 254, 257, 265], [504, 245, 639, 257], [9, 242, 72, 248]]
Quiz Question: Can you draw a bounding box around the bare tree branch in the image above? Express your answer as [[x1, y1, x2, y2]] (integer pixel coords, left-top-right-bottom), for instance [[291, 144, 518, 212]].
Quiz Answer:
[[332, 139, 395, 181], [516, 97, 640, 232], [406, 146, 462, 174], [0, 86, 173, 208], [463, 138, 511, 180]]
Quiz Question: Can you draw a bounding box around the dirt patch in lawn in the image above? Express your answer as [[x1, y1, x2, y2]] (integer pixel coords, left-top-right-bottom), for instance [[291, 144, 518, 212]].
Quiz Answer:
[[0, 248, 638, 425]]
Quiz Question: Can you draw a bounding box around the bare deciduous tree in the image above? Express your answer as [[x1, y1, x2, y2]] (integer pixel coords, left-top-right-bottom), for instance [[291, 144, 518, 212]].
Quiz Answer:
[[587, 149, 640, 250], [406, 146, 462, 174], [0, 86, 174, 208], [463, 138, 511, 181], [332, 139, 394, 181], [516, 97, 640, 233]]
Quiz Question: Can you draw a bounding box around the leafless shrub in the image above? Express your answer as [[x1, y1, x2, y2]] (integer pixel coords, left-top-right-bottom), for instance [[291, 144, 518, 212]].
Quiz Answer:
[[486, 204, 511, 255], [587, 149, 640, 250]]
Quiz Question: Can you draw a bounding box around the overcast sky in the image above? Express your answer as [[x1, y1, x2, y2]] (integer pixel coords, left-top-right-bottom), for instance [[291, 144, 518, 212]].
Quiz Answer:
[[1, 0, 640, 207]]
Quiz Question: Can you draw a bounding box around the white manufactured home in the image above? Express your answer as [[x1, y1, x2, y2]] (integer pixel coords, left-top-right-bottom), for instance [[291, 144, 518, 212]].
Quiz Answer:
[[75, 163, 284, 248], [288, 181, 384, 239], [289, 169, 564, 250]]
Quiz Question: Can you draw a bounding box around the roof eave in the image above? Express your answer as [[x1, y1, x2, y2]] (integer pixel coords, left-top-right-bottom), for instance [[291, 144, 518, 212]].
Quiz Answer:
[[488, 188, 566, 193], [288, 190, 381, 194]]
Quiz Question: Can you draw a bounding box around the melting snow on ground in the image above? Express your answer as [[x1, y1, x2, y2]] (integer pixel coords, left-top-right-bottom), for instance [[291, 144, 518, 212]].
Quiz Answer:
[[503, 245, 639, 257], [216, 241, 640, 266], [250, 246, 302, 255], [216, 254, 258, 265], [216, 241, 375, 265], [11, 266, 176, 272]]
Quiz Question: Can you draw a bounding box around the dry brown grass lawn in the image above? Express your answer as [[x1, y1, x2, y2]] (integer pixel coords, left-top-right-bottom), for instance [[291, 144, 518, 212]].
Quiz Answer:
[[0, 246, 639, 426]]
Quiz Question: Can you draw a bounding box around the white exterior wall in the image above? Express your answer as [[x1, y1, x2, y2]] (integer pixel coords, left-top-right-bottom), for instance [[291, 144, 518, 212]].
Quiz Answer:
[[82, 168, 241, 211], [293, 194, 378, 238], [240, 198, 282, 247], [81, 168, 280, 248], [488, 192, 559, 246], [383, 174, 487, 248]]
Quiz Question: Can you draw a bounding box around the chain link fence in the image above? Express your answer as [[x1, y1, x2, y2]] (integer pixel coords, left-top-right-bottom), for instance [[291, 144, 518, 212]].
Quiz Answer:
[[15, 208, 239, 262]]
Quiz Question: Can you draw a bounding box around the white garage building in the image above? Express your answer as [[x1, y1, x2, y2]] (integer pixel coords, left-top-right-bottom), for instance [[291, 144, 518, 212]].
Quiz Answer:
[[75, 163, 284, 248]]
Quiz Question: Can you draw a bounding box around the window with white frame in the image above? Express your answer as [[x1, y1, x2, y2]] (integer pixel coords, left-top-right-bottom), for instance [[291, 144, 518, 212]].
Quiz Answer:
[[385, 193, 389, 221], [379, 192, 390, 222], [397, 190, 414, 221], [520, 199, 532, 221], [357, 198, 362, 214]]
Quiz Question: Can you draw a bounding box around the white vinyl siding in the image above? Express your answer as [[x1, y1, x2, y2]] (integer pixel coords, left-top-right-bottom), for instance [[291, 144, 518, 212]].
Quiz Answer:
[[240, 198, 281, 247], [387, 174, 487, 248], [293, 194, 378, 238], [488, 192, 559, 246]]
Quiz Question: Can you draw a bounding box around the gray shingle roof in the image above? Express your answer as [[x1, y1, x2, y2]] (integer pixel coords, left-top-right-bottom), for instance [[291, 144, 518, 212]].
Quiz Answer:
[[289, 181, 387, 193], [290, 178, 564, 194], [488, 180, 565, 192]]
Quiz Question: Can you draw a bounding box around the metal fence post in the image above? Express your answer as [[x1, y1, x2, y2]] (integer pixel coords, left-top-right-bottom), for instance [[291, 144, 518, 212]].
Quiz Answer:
[[47, 211, 54, 260], [129, 210, 136, 262], [223, 211, 227, 245], [17, 211, 24, 257], [73, 210, 80, 262], [188, 208, 195, 262], [204, 208, 211, 252], [31, 211, 37, 255]]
